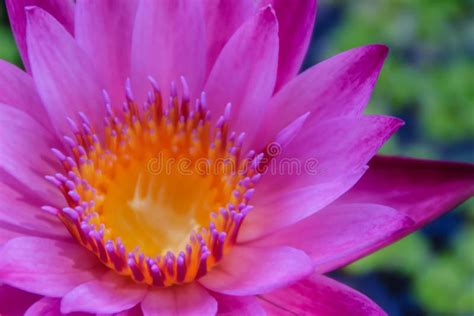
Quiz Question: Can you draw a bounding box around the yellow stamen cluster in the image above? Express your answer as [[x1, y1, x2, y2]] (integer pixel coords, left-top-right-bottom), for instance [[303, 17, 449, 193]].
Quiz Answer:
[[46, 78, 262, 286]]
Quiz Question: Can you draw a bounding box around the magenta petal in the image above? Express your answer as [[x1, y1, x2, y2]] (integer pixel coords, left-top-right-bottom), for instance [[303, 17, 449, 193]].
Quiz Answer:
[[259, 274, 386, 315], [75, 0, 139, 107], [204, 6, 279, 143], [61, 272, 147, 314], [26, 6, 105, 137], [341, 155, 474, 228], [131, 0, 206, 104], [212, 292, 266, 316], [240, 115, 403, 241], [0, 237, 103, 297], [257, 0, 317, 91], [203, 0, 255, 76], [0, 284, 40, 315], [199, 245, 313, 296], [253, 203, 414, 273], [5, 0, 74, 72], [0, 60, 50, 127], [256, 44, 389, 149], [141, 283, 217, 316]]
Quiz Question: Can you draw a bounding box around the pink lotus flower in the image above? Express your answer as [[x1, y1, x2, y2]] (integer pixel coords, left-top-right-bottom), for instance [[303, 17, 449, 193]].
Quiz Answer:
[[0, 0, 473, 315]]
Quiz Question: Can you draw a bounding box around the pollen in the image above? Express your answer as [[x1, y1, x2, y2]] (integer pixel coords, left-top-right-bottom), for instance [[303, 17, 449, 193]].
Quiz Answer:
[[44, 77, 265, 287]]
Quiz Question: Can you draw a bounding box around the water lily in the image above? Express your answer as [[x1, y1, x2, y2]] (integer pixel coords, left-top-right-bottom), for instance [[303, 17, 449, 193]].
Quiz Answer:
[[1, 0, 473, 315]]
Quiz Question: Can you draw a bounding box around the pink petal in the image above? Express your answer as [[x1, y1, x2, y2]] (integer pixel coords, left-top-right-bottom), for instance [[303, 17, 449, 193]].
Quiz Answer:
[[141, 283, 217, 316], [0, 109, 67, 243], [270, 115, 401, 182], [0, 226, 24, 246], [273, 112, 310, 149], [26, 6, 105, 137], [75, 0, 139, 107], [239, 170, 366, 243], [259, 274, 386, 315], [131, 0, 206, 104], [5, 0, 74, 72], [203, 0, 255, 76], [0, 182, 68, 241], [257, 0, 317, 91], [239, 115, 403, 241], [204, 6, 279, 142], [0, 284, 40, 315], [25, 297, 61, 316], [114, 305, 143, 316], [0, 105, 61, 201], [199, 245, 313, 296], [256, 45, 388, 149], [116, 304, 143, 316], [253, 203, 414, 273], [25, 297, 63, 316], [0, 237, 103, 297], [61, 272, 147, 314], [25, 297, 90, 316], [0, 60, 50, 127], [212, 292, 266, 316], [341, 155, 474, 228]]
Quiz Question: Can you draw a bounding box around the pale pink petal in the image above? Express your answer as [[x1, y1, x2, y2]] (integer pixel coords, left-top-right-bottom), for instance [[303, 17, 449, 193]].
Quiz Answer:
[[0, 237, 103, 297], [141, 283, 217, 316], [253, 203, 414, 273], [0, 104, 62, 204], [257, 0, 317, 91], [204, 6, 279, 141], [341, 155, 474, 228], [256, 45, 389, 149], [0, 60, 50, 127], [259, 274, 386, 315], [239, 115, 403, 241], [203, 0, 255, 76], [75, 0, 139, 107], [0, 284, 40, 315], [199, 245, 313, 296], [5, 0, 74, 72], [26, 7, 105, 137], [212, 292, 266, 316], [131, 0, 206, 104], [61, 272, 147, 314]]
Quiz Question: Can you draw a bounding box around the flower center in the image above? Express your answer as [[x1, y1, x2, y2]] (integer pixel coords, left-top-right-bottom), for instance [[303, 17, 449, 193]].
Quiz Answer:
[[45, 77, 264, 287]]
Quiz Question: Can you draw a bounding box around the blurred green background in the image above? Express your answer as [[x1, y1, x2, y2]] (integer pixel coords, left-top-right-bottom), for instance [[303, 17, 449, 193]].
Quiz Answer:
[[312, 1, 474, 315], [0, 1, 473, 315]]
